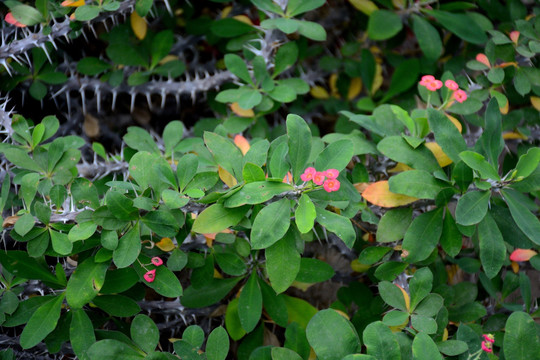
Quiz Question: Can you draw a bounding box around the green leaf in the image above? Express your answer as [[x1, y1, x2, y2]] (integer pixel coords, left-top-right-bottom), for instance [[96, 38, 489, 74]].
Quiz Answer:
[[183, 325, 205, 349], [182, 278, 241, 308], [376, 208, 412, 243], [70, 309, 96, 360], [455, 190, 490, 226], [163, 121, 184, 155], [259, 279, 288, 327], [106, 191, 138, 221], [436, 340, 468, 356], [150, 30, 173, 68], [9, 3, 44, 25], [66, 257, 108, 308], [411, 315, 437, 334], [287, 114, 312, 183], [74, 5, 100, 21], [504, 312, 540, 359], [210, 18, 254, 38], [427, 109, 467, 163], [238, 89, 263, 109], [295, 194, 316, 234], [316, 207, 356, 248], [477, 98, 504, 167], [412, 333, 443, 360], [124, 127, 159, 154], [425, 10, 487, 44], [388, 170, 447, 199], [287, 0, 325, 17], [501, 189, 540, 245], [274, 42, 299, 76], [68, 222, 97, 242], [113, 223, 141, 268], [378, 281, 408, 312], [204, 132, 243, 181], [225, 298, 246, 341], [0, 251, 60, 285], [459, 151, 500, 180], [271, 347, 303, 360], [129, 152, 156, 189], [357, 246, 391, 265], [224, 54, 252, 84], [224, 181, 293, 207], [440, 211, 461, 257], [14, 213, 35, 237], [177, 154, 199, 192], [192, 204, 248, 234], [29, 81, 47, 100], [87, 339, 144, 360], [362, 321, 401, 360], [162, 189, 189, 209], [242, 163, 266, 183], [315, 139, 354, 173], [2, 148, 42, 172], [251, 199, 291, 249], [382, 59, 420, 101], [20, 294, 64, 349], [377, 136, 440, 173], [367, 10, 403, 40], [131, 314, 159, 354], [238, 272, 263, 332], [297, 20, 327, 41], [134, 255, 183, 298], [412, 15, 442, 61], [402, 208, 443, 263], [20, 172, 40, 208], [142, 210, 179, 237], [295, 258, 334, 283], [382, 310, 409, 326], [306, 309, 360, 360], [266, 230, 300, 294], [409, 267, 433, 311], [49, 229, 72, 255], [93, 295, 140, 317], [478, 212, 506, 279], [514, 147, 540, 180], [206, 326, 230, 360]]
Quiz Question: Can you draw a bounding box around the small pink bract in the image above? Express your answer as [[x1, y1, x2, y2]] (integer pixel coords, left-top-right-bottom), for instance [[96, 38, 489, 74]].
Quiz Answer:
[[151, 257, 163, 266], [323, 179, 340, 192], [144, 269, 156, 283], [453, 89, 467, 103], [325, 169, 339, 179], [300, 167, 316, 182], [419, 75, 435, 86], [444, 80, 459, 91], [476, 53, 491, 68], [482, 334, 495, 344], [481, 341, 493, 353], [313, 172, 326, 185]]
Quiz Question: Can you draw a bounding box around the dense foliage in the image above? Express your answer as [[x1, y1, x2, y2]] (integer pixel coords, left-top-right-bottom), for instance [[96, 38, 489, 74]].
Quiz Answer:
[[0, 0, 540, 359]]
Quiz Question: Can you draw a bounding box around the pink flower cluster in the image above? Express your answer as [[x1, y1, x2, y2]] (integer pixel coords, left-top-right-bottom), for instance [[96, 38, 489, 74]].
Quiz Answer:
[[419, 75, 468, 103], [143, 257, 163, 283], [481, 334, 495, 353], [301, 167, 340, 192]]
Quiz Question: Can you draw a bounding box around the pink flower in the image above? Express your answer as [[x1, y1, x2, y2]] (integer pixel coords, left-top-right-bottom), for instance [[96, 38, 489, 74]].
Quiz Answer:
[[425, 79, 443, 91], [325, 169, 339, 179], [453, 89, 467, 103], [445, 80, 459, 91], [5, 13, 26, 28], [323, 179, 340, 192], [419, 75, 435, 86], [476, 53, 491, 68], [144, 269, 156, 283], [300, 167, 317, 182], [482, 334, 495, 344], [151, 257, 163, 266], [481, 340, 493, 353], [510, 31, 519, 44], [313, 172, 326, 185], [510, 249, 538, 262]]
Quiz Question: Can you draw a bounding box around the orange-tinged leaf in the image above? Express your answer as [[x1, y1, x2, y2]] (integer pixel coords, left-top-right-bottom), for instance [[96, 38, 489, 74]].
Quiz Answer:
[[445, 114, 462, 133], [499, 100, 509, 114], [156, 237, 175, 251], [347, 77, 362, 100], [282, 172, 293, 184], [509, 249, 537, 262], [387, 162, 413, 173], [425, 142, 452, 167], [2, 215, 19, 228], [310, 86, 330, 99], [510, 31, 520, 44], [61, 0, 84, 7], [511, 261, 519, 273], [233, 15, 253, 25], [503, 131, 528, 140], [230, 102, 254, 118], [495, 62, 518, 68], [234, 134, 250, 155], [361, 181, 418, 207], [130, 12, 147, 40], [531, 96, 540, 111], [347, 0, 378, 15], [353, 182, 369, 193], [371, 63, 383, 94], [219, 166, 237, 188], [476, 53, 490, 68]]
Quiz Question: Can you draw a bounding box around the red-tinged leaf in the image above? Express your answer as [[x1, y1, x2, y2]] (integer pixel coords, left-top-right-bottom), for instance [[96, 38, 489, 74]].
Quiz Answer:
[[510, 249, 538, 262]]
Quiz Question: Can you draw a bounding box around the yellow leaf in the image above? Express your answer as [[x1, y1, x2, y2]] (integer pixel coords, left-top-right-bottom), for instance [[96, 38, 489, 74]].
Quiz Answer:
[[425, 142, 452, 167], [500, 100, 509, 115], [61, 0, 84, 7], [361, 181, 418, 207], [351, 259, 371, 273], [371, 63, 383, 94], [219, 166, 237, 188], [214, 268, 223, 278], [221, 6, 232, 18], [445, 114, 462, 133], [347, 77, 362, 100], [531, 96, 540, 111], [233, 15, 253, 26], [388, 162, 413, 173], [329, 73, 339, 98], [130, 12, 147, 40], [443, 328, 449, 341], [230, 102, 254, 118], [347, 0, 378, 15], [234, 134, 250, 155], [310, 85, 330, 99], [159, 55, 178, 65], [503, 131, 528, 140], [396, 284, 410, 312], [511, 261, 520, 273], [392, 0, 405, 9], [291, 281, 314, 291], [334, 309, 350, 320], [156, 237, 175, 251]]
